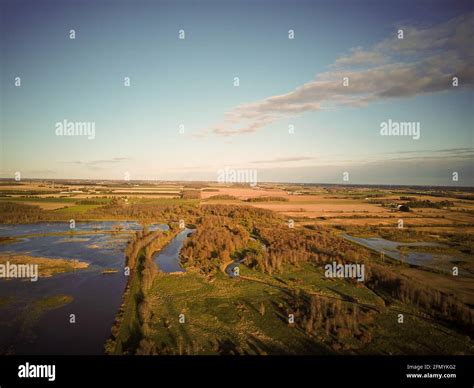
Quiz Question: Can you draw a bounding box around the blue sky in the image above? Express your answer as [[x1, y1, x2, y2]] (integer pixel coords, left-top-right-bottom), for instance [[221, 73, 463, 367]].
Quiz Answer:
[[1, 0, 473, 185]]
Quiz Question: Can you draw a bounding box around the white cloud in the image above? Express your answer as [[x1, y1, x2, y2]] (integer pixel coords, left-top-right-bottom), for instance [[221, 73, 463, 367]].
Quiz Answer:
[[202, 13, 473, 137]]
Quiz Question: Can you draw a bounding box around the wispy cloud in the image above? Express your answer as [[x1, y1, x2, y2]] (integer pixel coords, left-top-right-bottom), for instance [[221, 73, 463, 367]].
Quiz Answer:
[[388, 148, 474, 154], [384, 147, 474, 159], [250, 156, 317, 164], [333, 47, 387, 67], [70, 157, 131, 167], [201, 13, 473, 137]]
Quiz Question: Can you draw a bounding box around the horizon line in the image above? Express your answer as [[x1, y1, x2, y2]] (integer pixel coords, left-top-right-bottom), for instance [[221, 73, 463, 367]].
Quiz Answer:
[[0, 177, 472, 190]]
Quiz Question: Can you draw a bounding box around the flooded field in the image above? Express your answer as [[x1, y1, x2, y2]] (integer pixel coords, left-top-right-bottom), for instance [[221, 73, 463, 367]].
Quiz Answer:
[[0, 221, 168, 354]]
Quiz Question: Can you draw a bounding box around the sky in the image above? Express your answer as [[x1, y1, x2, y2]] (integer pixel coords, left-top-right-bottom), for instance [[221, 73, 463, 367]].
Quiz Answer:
[[0, 0, 473, 186]]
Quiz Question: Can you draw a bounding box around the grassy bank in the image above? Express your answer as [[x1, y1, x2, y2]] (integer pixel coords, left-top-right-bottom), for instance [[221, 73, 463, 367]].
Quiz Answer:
[[105, 228, 179, 354], [0, 254, 89, 278]]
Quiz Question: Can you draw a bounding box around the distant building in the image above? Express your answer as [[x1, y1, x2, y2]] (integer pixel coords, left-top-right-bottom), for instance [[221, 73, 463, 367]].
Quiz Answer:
[[397, 204, 410, 212]]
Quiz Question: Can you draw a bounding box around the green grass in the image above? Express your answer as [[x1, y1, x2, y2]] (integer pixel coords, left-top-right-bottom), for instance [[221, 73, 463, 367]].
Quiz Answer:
[[145, 271, 329, 355], [143, 263, 389, 355], [361, 300, 472, 355], [132, 198, 199, 206], [53, 204, 102, 214], [234, 263, 383, 311], [141, 262, 473, 355], [0, 197, 77, 203], [113, 251, 145, 355]]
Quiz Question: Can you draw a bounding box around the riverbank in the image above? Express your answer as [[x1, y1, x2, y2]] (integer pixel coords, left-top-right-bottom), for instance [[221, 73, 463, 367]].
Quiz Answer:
[[105, 227, 180, 354]]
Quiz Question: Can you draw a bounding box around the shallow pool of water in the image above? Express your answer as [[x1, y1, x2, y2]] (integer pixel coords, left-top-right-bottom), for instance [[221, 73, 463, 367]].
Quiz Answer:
[[341, 234, 464, 275]]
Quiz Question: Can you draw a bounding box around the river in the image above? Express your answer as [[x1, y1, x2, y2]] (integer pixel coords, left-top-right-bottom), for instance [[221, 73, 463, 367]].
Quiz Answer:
[[153, 228, 195, 273]]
